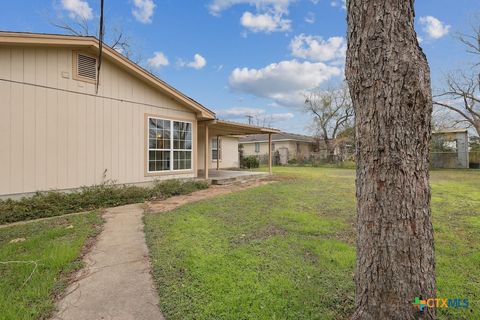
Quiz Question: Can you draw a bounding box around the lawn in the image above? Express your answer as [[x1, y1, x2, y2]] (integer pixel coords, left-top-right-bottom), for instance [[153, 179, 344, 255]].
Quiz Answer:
[[145, 167, 480, 320], [0, 212, 103, 320]]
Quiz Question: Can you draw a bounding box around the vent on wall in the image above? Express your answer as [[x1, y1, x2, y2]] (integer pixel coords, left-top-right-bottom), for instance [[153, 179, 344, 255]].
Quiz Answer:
[[76, 53, 97, 81]]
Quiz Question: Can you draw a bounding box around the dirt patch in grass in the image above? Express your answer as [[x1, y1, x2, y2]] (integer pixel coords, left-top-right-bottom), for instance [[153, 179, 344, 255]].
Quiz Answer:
[[231, 224, 287, 246], [146, 178, 276, 214]]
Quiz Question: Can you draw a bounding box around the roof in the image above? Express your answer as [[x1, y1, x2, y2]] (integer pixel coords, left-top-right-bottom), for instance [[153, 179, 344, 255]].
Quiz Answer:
[[239, 132, 315, 143], [201, 119, 279, 136], [0, 31, 215, 120], [433, 128, 469, 134]]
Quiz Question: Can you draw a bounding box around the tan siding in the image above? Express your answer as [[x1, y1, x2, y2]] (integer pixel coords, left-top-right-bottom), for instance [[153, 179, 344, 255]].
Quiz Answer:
[[103, 99, 112, 181], [46, 49, 59, 189], [94, 97, 104, 183], [0, 46, 199, 196], [0, 48, 11, 195]]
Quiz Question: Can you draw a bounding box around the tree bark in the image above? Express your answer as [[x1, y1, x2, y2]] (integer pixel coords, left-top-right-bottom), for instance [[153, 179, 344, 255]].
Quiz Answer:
[[346, 1, 436, 319]]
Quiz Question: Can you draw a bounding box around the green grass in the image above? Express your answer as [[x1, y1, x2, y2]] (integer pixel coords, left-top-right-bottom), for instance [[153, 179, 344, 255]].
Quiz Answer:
[[0, 212, 103, 320], [145, 167, 480, 320]]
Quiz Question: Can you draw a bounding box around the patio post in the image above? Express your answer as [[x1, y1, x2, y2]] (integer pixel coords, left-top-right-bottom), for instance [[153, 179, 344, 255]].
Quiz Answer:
[[204, 125, 209, 180], [216, 136, 220, 171], [268, 133, 272, 174]]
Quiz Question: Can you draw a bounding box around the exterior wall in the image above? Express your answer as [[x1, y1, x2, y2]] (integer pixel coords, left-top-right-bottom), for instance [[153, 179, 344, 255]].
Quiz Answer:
[[197, 129, 239, 169], [0, 46, 197, 197], [241, 140, 312, 162], [214, 136, 239, 169], [431, 131, 469, 169]]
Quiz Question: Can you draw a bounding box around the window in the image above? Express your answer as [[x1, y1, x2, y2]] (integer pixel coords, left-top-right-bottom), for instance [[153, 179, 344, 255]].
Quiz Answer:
[[73, 51, 97, 83], [212, 137, 221, 160], [148, 117, 192, 173], [272, 142, 275, 151], [255, 142, 260, 153]]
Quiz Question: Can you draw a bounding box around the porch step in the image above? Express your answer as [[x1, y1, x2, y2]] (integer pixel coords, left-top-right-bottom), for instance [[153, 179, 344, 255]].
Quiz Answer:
[[210, 173, 267, 185]]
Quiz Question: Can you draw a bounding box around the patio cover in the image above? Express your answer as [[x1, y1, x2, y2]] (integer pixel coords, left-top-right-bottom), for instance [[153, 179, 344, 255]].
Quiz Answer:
[[198, 119, 279, 178]]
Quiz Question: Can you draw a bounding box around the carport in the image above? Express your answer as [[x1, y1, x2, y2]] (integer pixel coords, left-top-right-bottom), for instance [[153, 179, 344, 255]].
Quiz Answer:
[[197, 120, 279, 179]]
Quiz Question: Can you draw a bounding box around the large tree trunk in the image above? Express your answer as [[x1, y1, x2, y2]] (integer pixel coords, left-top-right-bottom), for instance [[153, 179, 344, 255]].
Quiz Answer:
[[345, 1, 436, 319], [324, 138, 336, 163]]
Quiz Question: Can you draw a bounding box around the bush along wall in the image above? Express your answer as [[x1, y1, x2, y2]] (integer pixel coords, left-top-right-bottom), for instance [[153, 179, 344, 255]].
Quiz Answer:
[[0, 179, 209, 225]]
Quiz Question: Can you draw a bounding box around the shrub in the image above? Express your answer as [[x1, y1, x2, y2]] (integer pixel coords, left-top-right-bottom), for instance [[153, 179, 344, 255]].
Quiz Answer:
[[0, 179, 209, 225], [287, 158, 298, 165], [241, 156, 259, 169]]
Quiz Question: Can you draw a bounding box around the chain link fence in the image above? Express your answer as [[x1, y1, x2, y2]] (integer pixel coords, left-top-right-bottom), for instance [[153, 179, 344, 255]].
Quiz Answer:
[[240, 150, 480, 169]]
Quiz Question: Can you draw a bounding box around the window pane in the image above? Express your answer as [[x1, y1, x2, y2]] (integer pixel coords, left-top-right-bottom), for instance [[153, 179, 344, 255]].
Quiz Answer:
[[149, 118, 157, 130], [149, 161, 155, 172], [149, 129, 156, 139], [185, 159, 191, 169], [149, 139, 156, 149], [163, 139, 170, 149], [164, 120, 171, 129], [162, 160, 170, 170], [149, 151, 155, 161], [185, 140, 192, 149]]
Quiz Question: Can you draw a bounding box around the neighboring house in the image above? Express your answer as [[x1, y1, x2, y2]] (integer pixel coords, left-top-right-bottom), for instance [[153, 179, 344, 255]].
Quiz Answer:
[[0, 32, 277, 198], [239, 132, 315, 164], [431, 129, 469, 169]]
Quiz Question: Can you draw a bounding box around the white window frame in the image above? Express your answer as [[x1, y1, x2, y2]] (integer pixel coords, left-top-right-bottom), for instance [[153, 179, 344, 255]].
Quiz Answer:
[[147, 116, 193, 173], [211, 137, 222, 161]]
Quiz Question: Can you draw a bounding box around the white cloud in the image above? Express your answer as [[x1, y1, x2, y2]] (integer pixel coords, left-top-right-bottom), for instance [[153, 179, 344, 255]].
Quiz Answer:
[[419, 16, 451, 39], [179, 54, 207, 70], [290, 34, 346, 63], [271, 112, 294, 121], [209, 0, 294, 15], [217, 107, 294, 122], [330, 0, 346, 10], [147, 52, 169, 69], [229, 60, 342, 107], [218, 107, 266, 117], [132, 0, 156, 24], [209, 0, 294, 34], [305, 12, 315, 24], [240, 11, 291, 33], [61, 0, 93, 20]]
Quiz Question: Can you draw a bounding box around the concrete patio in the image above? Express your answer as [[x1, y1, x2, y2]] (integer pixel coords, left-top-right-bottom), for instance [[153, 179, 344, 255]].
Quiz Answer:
[[198, 169, 269, 185]]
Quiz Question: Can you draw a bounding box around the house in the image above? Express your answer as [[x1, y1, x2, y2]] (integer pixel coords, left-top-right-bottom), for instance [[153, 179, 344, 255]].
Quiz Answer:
[[0, 32, 278, 198], [431, 129, 469, 168], [239, 132, 315, 165]]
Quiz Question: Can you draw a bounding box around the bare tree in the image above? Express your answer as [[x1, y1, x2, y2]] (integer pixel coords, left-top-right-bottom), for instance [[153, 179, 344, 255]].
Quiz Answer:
[[434, 23, 480, 136], [346, 0, 436, 319], [50, 18, 142, 63], [304, 83, 353, 161]]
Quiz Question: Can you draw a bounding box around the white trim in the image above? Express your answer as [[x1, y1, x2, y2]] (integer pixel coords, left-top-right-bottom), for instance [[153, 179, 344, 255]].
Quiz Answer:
[[147, 116, 193, 173]]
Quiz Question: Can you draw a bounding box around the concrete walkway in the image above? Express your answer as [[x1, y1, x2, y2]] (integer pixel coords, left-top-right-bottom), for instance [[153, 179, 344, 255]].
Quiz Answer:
[[52, 204, 164, 320]]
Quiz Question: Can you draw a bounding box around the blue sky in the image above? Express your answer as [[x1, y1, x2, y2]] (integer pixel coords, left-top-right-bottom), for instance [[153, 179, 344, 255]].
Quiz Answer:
[[1, 0, 479, 133]]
